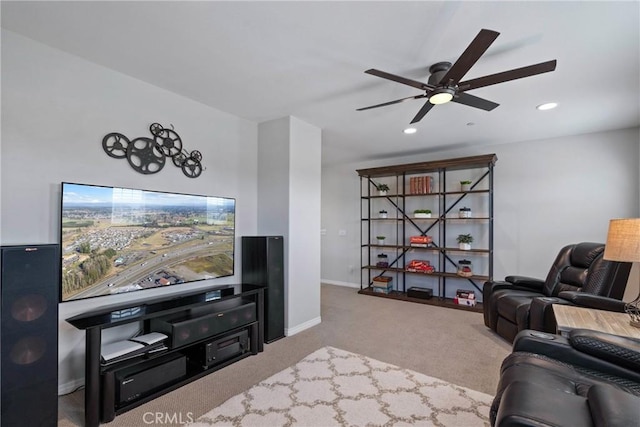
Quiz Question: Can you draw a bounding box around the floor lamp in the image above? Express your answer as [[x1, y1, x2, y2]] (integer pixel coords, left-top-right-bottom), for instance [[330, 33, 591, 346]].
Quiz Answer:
[[603, 218, 640, 328]]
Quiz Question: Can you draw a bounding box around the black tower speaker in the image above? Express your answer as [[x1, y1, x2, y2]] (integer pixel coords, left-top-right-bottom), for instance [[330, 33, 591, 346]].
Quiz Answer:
[[1, 244, 59, 427], [241, 236, 284, 343]]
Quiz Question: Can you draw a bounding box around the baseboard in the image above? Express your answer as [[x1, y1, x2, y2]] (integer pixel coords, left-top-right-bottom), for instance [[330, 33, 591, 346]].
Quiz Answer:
[[286, 316, 321, 336], [321, 280, 360, 288], [58, 378, 84, 396]]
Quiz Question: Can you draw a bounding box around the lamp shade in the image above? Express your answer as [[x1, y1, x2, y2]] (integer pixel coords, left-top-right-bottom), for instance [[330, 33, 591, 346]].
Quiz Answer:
[[603, 218, 640, 263]]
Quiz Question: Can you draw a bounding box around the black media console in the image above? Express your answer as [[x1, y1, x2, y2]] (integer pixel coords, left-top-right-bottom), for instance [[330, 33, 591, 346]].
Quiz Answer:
[[66, 284, 264, 427]]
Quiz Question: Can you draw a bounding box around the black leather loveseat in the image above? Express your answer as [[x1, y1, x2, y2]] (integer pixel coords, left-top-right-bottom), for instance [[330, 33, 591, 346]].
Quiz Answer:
[[490, 329, 640, 426]]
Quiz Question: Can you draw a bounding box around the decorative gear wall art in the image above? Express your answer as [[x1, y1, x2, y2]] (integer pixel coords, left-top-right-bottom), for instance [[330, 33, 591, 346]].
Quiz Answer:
[[101, 123, 205, 178]]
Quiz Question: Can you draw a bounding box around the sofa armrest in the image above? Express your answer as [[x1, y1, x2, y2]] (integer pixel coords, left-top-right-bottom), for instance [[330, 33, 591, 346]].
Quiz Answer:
[[529, 296, 571, 333], [511, 329, 640, 382], [557, 291, 626, 312], [505, 275, 545, 292], [588, 384, 640, 427], [569, 329, 640, 372]]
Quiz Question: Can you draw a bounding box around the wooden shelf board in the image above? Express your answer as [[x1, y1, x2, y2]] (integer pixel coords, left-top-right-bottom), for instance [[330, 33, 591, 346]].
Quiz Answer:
[[361, 189, 490, 199], [356, 153, 497, 177], [362, 245, 491, 254], [357, 288, 483, 313], [362, 266, 489, 281], [444, 217, 491, 220]]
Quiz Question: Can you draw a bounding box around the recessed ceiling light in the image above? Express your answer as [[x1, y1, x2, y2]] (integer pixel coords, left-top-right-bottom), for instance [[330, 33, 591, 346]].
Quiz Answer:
[[403, 127, 417, 134], [537, 102, 558, 111]]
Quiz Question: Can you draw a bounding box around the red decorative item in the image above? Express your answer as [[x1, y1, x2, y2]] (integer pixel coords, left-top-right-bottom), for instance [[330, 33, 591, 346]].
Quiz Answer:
[[407, 260, 435, 273]]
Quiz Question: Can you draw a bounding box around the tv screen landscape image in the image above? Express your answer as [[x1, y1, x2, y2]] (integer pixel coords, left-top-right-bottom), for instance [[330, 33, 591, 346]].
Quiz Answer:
[[60, 182, 235, 302]]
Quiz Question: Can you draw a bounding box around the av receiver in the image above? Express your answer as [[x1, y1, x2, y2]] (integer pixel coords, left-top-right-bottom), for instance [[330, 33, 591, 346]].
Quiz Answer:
[[102, 353, 187, 408], [190, 329, 249, 368]]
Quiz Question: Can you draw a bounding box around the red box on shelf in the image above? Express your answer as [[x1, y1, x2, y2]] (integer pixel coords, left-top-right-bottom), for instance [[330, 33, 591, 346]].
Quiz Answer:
[[406, 260, 435, 273]]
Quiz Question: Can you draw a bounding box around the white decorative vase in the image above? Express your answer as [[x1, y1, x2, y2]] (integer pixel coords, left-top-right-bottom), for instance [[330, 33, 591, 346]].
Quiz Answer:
[[461, 183, 471, 192], [414, 213, 431, 218], [459, 243, 471, 250], [378, 190, 388, 196], [379, 213, 388, 219], [377, 239, 385, 245]]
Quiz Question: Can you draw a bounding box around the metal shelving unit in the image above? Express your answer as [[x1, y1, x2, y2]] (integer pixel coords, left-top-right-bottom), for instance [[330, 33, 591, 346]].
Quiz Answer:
[[357, 154, 497, 312]]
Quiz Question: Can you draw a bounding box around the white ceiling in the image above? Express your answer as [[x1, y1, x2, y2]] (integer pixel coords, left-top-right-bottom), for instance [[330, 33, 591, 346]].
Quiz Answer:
[[2, 1, 639, 166]]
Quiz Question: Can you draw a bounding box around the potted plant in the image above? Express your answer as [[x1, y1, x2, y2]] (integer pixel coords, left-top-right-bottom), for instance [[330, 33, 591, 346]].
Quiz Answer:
[[456, 233, 473, 250], [379, 210, 388, 219], [375, 183, 390, 195], [413, 209, 432, 218], [376, 235, 386, 245], [460, 180, 472, 192]]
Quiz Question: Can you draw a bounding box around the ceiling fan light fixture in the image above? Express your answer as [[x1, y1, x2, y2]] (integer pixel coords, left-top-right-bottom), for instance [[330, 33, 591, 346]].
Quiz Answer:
[[429, 88, 455, 105], [403, 127, 417, 134], [537, 102, 558, 111]]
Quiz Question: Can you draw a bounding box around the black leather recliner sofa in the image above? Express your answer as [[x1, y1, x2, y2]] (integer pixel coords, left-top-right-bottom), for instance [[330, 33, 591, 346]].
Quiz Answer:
[[491, 329, 640, 426], [483, 242, 630, 342]]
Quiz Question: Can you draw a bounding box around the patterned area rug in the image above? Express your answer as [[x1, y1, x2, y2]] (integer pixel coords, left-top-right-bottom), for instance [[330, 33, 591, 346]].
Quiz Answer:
[[188, 346, 493, 426]]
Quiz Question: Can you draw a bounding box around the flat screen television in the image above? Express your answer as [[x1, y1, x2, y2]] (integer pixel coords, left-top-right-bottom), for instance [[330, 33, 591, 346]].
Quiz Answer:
[[60, 182, 235, 302]]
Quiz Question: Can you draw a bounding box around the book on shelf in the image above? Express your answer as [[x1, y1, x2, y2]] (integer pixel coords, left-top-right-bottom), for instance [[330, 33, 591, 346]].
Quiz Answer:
[[409, 236, 433, 247], [409, 176, 433, 194]]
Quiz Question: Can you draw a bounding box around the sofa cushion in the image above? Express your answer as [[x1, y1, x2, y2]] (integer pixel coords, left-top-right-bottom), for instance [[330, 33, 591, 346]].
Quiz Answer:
[[587, 384, 640, 427]]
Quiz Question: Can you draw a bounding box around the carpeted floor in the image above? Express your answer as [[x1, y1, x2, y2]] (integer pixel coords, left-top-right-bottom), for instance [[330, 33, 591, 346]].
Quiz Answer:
[[188, 346, 493, 427], [58, 284, 511, 426]]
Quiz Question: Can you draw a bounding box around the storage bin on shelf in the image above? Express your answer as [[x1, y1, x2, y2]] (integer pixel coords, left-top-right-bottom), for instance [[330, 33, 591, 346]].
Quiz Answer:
[[376, 253, 389, 268], [457, 260, 473, 277], [459, 207, 472, 218], [454, 289, 476, 306]]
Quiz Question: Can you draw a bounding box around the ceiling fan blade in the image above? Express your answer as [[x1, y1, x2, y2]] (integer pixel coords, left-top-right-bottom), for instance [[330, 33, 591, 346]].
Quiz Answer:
[[410, 100, 436, 124], [452, 92, 499, 111], [365, 69, 432, 91], [357, 94, 427, 111], [458, 60, 557, 91], [438, 29, 500, 85]]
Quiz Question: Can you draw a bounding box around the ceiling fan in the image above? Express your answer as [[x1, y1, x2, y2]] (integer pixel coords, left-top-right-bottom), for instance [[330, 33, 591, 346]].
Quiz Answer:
[[357, 29, 557, 124]]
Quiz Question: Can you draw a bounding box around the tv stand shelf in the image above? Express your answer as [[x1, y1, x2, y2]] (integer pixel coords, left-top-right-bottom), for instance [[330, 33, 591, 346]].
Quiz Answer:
[[66, 284, 264, 427]]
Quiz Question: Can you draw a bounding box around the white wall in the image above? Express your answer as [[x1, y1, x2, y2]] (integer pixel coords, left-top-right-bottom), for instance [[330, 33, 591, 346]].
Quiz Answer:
[[322, 127, 640, 297], [1, 30, 259, 393], [257, 117, 322, 334], [287, 117, 322, 331]]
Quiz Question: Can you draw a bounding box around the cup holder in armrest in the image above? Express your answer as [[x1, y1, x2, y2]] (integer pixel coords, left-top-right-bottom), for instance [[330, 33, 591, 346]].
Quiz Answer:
[[528, 331, 556, 340]]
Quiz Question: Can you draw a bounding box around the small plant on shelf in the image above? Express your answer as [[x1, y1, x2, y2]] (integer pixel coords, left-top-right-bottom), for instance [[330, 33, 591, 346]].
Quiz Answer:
[[379, 210, 388, 219], [376, 235, 386, 244], [456, 233, 473, 250], [413, 209, 432, 218], [460, 180, 472, 191], [375, 183, 390, 195]]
